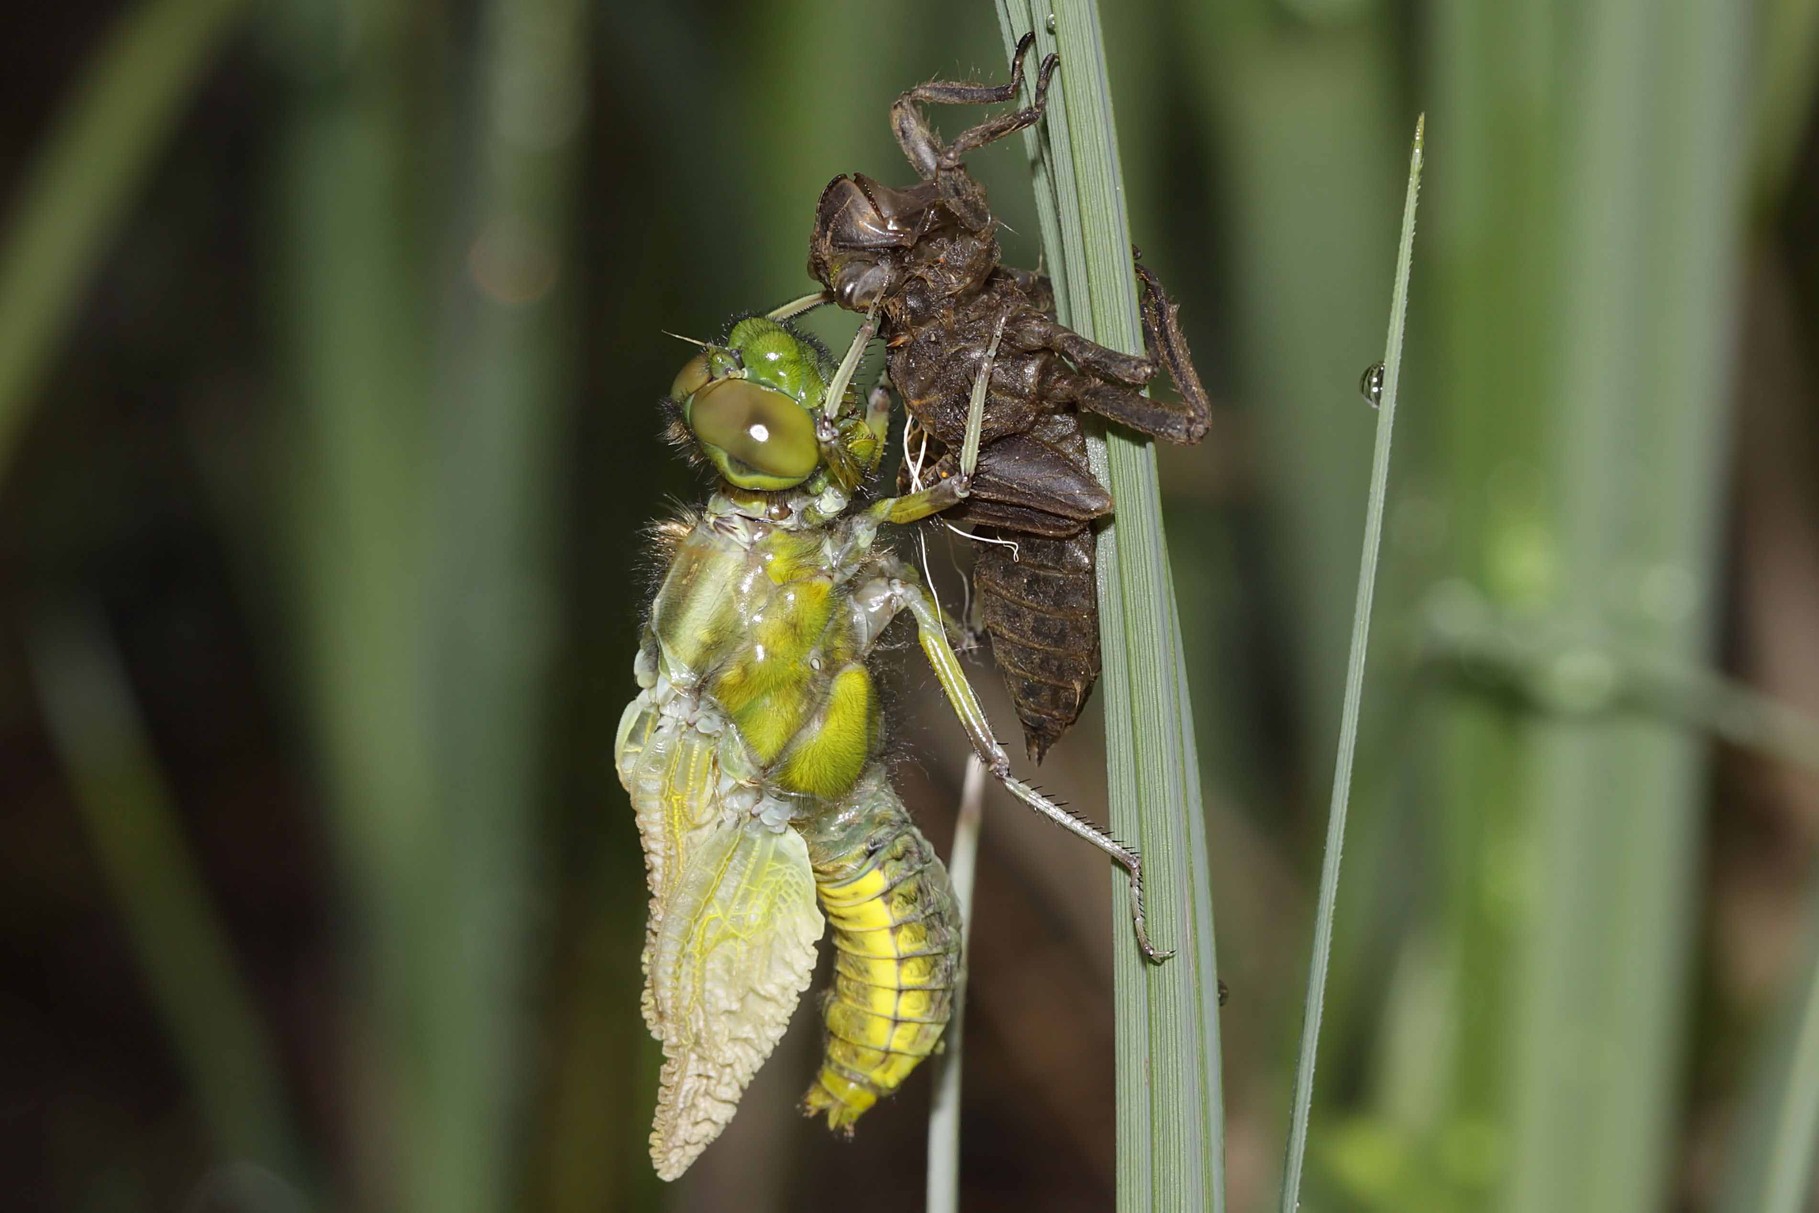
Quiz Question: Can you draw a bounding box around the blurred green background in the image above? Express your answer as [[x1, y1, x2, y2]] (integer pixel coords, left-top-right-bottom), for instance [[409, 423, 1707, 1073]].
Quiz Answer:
[[2, 0, 1816, 1210]]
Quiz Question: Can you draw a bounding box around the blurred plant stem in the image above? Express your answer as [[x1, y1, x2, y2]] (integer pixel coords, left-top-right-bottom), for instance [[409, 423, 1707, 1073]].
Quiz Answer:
[[274, 0, 583, 1207], [419, 0, 583, 1202], [993, 4, 1227, 1209], [1422, 591, 1819, 778], [0, 0, 245, 482], [1502, 4, 1742, 1209], [274, 3, 437, 1207], [1177, 0, 1401, 756], [1393, 2, 1745, 1210], [27, 600, 305, 1185]]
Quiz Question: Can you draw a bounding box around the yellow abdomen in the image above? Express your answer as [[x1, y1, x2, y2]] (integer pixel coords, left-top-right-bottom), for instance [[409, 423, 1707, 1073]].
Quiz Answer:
[[798, 770, 962, 1131]]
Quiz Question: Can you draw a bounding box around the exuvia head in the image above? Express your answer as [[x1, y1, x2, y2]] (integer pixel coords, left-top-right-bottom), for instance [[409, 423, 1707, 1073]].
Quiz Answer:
[[807, 175, 948, 311], [665, 316, 879, 494]]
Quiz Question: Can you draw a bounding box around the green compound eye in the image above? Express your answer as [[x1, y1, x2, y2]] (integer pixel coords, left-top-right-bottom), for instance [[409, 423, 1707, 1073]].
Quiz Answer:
[[686, 377, 821, 490]]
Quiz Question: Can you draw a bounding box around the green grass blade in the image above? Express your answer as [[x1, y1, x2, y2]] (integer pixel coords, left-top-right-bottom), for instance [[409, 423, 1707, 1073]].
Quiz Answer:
[[926, 756, 986, 1213], [1279, 116, 1424, 1213], [27, 601, 306, 1184], [992, 5, 1226, 1208], [0, 0, 245, 482]]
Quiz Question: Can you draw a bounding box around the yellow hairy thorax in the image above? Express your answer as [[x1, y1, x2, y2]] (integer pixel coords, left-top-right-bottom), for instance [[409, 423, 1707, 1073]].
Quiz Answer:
[[654, 520, 881, 801]]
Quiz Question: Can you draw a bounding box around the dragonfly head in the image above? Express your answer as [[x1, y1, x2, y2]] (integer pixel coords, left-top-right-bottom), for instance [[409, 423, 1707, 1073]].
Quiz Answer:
[[667, 316, 880, 495]]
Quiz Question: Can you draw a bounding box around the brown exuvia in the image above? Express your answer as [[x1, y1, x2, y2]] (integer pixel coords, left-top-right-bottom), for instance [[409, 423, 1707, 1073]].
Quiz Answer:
[[803, 33, 1212, 761]]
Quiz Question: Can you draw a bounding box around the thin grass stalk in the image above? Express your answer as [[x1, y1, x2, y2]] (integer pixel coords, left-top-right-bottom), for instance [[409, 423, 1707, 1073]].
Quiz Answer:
[[27, 601, 304, 1183], [991, 5, 1225, 1209], [926, 755, 987, 1213], [1278, 117, 1423, 1213], [0, 0, 245, 481]]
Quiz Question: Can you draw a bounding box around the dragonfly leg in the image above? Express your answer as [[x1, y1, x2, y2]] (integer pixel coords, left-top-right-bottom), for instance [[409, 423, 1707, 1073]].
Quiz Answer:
[[768, 290, 831, 322], [822, 303, 879, 418], [1029, 255, 1213, 445], [892, 573, 1172, 964]]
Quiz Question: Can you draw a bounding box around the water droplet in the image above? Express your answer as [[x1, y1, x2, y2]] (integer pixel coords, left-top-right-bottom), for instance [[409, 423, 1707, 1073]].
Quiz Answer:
[[1359, 360, 1385, 408], [1046, 13, 1057, 33]]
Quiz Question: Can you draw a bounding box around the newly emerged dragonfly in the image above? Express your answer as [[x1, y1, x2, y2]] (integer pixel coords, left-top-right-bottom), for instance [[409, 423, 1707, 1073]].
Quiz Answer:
[[781, 33, 1214, 761], [620, 314, 1167, 1180]]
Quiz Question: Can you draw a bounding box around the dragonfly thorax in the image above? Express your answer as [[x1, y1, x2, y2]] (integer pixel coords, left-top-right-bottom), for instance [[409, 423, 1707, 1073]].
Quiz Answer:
[[648, 510, 889, 804]]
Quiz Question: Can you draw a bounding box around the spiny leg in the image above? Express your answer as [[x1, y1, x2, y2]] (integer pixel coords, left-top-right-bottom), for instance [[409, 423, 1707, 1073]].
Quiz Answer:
[[769, 290, 831, 322], [890, 32, 1056, 179], [1064, 380, 1207, 446], [1134, 258, 1213, 444], [809, 306, 885, 493], [1041, 258, 1215, 445], [893, 572, 1171, 964], [1044, 324, 1155, 387], [933, 46, 1058, 165]]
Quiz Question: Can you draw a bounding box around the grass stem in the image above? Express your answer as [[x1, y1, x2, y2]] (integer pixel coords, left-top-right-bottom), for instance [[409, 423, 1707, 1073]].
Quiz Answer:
[[1278, 115, 1423, 1213]]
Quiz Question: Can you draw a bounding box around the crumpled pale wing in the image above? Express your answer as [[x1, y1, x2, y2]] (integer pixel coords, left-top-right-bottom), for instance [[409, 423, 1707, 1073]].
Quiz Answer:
[[616, 698, 726, 1037], [643, 817, 823, 1180]]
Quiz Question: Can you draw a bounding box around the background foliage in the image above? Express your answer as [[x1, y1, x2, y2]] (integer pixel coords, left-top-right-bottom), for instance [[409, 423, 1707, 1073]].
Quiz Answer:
[[2, 1, 1816, 1210]]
